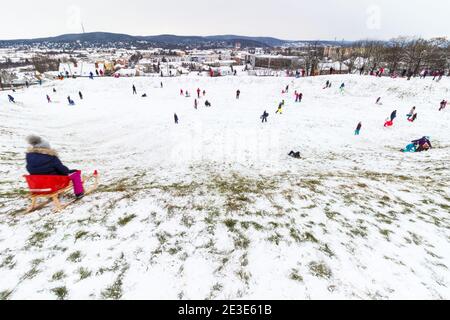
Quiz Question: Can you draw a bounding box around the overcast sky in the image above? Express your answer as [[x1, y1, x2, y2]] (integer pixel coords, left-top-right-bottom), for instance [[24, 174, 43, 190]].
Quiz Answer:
[[0, 0, 448, 40]]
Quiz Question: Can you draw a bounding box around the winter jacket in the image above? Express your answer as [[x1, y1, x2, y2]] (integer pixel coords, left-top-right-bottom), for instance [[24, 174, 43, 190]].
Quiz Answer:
[[26, 147, 70, 175], [411, 137, 432, 148], [390, 111, 397, 120]]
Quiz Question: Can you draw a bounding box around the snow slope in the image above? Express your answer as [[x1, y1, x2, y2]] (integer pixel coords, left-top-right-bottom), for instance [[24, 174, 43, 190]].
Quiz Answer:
[[0, 74, 449, 299]]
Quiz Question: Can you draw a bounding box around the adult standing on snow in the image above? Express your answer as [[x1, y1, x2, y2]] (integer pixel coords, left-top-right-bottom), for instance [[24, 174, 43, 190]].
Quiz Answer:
[[298, 93, 303, 103], [236, 89, 240, 99], [260, 110, 269, 123], [46, 95, 51, 103], [355, 122, 362, 135], [174, 113, 179, 124], [132, 85, 137, 95], [194, 99, 198, 109], [79, 91, 83, 100], [197, 88, 201, 98]]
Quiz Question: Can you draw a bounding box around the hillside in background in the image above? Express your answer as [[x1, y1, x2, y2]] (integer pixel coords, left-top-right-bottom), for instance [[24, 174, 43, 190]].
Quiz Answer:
[[0, 32, 349, 49]]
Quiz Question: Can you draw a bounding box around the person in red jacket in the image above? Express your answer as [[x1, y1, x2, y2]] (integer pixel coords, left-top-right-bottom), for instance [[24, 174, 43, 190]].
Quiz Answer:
[[197, 88, 201, 98]]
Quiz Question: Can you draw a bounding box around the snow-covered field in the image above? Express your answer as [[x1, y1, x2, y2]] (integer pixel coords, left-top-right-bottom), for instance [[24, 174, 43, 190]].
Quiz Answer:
[[0, 74, 449, 299]]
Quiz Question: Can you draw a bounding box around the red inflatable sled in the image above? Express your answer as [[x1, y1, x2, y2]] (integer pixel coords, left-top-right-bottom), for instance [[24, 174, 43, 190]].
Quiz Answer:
[[23, 170, 99, 213]]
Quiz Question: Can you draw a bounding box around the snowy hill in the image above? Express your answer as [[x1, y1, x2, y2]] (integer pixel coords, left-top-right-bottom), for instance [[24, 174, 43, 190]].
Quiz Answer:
[[0, 74, 449, 299]]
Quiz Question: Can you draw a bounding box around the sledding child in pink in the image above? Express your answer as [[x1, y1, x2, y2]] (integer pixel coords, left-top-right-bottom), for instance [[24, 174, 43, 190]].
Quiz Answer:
[[25, 135, 85, 199]]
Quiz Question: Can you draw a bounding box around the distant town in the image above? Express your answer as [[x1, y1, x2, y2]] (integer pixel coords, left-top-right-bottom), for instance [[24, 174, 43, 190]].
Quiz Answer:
[[0, 32, 448, 88]]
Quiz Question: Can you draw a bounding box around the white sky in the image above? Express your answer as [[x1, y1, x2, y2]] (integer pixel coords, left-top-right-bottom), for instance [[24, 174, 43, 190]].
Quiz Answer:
[[0, 0, 448, 40]]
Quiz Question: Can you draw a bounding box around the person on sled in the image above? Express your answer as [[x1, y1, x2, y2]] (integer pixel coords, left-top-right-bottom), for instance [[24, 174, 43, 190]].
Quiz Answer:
[[408, 113, 417, 122], [288, 151, 301, 159], [412, 136, 432, 151], [25, 135, 85, 199], [407, 106, 416, 117]]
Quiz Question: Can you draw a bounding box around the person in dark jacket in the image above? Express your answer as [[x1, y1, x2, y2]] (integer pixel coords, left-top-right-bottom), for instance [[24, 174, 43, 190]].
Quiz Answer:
[[390, 110, 397, 121], [355, 122, 362, 135], [8, 95, 15, 103], [25, 135, 84, 198], [79, 91, 83, 100], [411, 136, 432, 149], [260, 110, 269, 123], [439, 100, 447, 111], [408, 113, 417, 122], [288, 151, 301, 159], [236, 89, 240, 99], [174, 113, 179, 124], [205, 100, 211, 107], [46, 95, 51, 103], [67, 96, 75, 105], [132, 85, 137, 95]]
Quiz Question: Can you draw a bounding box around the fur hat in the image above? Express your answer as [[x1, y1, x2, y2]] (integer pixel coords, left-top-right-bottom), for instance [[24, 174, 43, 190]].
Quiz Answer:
[[26, 135, 51, 149]]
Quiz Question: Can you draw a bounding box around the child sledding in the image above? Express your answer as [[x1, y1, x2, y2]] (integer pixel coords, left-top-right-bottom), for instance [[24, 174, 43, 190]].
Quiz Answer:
[[23, 135, 99, 212], [384, 110, 397, 127], [401, 136, 432, 153]]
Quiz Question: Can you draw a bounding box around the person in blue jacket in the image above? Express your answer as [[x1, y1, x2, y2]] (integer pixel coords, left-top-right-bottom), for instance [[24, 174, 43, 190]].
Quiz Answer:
[[25, 135, 84, 197], [8, 95, 15, 103]]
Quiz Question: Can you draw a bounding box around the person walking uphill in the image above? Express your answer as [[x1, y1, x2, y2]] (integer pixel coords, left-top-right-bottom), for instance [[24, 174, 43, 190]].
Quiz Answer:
[[25, 135, 85, 199], [275, 104, 283, 114], [260, 110, 269, 123]]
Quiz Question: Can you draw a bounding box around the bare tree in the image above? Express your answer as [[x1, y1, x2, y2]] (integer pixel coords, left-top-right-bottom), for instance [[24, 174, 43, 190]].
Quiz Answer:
[[32, 55, 59, 73], [424, 37, 449, 71], [403, 38, 429, 76], [304, 42, 324, 76], [383, 37, 408, 75]]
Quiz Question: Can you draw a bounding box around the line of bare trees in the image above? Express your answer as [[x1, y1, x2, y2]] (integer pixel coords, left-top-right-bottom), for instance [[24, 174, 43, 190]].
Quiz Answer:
[[333, 37, 449, 76]]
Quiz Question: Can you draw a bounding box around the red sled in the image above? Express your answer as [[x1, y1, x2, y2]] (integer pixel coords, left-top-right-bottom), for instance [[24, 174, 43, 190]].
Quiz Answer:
[[23, 171, 99, 213]]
